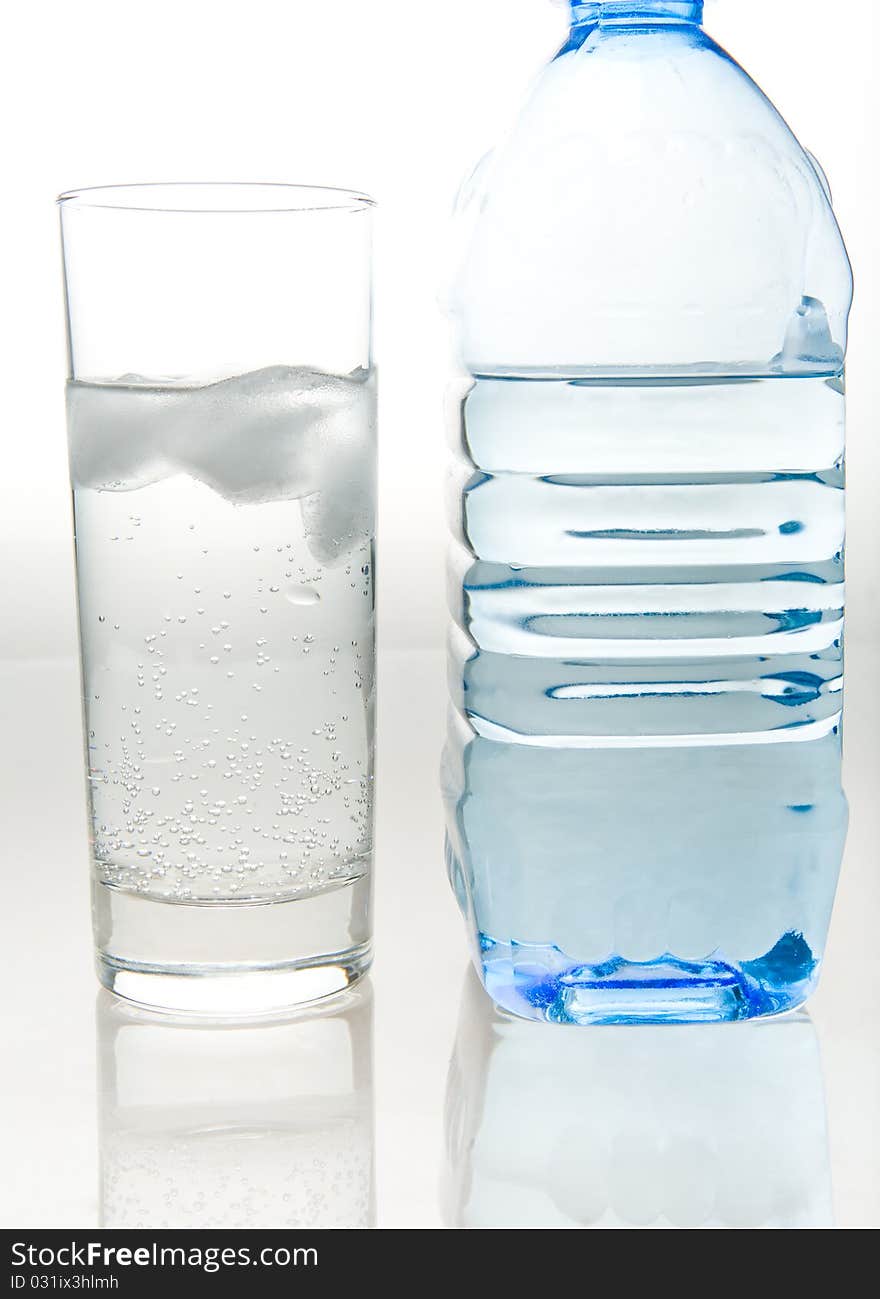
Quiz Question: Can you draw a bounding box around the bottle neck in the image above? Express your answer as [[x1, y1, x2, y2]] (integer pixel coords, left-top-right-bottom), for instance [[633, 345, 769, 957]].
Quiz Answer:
[[557, 4, 599, 57], [569, 2, 600, 25], [560, 3, 701, 61], [589, 2, 703, 26]]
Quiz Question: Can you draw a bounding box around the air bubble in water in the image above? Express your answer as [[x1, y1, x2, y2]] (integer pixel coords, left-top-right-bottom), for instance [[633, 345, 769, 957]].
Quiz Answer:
[[285, 584, 321, 607]]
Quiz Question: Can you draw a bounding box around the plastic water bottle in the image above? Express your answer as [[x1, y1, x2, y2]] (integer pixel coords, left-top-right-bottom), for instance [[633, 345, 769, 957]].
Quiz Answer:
[[443, 0, 852, 1024]]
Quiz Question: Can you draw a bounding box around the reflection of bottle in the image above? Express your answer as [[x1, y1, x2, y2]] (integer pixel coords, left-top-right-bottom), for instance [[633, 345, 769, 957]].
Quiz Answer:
[[97, 985, 375, 1228], [443, 969, 833, 1229], [444, 0, 851, 1023]]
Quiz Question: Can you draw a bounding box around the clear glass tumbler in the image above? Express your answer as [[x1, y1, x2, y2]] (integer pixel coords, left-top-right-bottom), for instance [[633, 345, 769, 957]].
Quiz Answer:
[[59, 183, 376, 1015]]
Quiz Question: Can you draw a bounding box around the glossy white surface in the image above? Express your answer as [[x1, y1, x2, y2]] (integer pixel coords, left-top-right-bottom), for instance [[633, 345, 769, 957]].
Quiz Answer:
[[1, 647, 877, 1229]]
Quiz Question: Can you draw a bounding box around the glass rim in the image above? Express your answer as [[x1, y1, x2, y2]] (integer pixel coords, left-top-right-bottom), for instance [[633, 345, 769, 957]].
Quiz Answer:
[[56, 181, 376, 214]]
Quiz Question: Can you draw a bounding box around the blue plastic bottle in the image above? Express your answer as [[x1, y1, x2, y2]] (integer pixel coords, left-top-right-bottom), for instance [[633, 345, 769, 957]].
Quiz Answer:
[[443, 0, 852, 1024]]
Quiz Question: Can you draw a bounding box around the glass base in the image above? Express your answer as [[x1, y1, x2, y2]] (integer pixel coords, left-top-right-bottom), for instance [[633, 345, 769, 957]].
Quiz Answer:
[[479, 933, 819, 1025], [97, 948, 371, 1017], [93, 875, 371, 1016]]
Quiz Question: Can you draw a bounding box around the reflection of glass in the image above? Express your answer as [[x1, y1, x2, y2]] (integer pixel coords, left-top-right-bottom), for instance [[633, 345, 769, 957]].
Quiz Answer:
[[443, 969, 832, 1229], [97, 984, 375, 1228]]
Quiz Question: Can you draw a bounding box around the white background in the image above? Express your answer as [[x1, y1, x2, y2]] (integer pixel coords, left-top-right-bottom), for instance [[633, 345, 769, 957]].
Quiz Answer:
[[1, 0, 878, 1229], [2, 0, 878, 658]]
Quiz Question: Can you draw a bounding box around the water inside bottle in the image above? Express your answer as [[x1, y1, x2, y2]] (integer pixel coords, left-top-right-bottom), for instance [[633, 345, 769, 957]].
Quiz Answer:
[[444, 369, 847, 1023]]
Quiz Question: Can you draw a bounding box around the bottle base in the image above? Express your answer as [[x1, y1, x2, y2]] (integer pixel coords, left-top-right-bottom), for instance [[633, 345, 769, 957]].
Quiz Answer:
[[479, 933, 818, 1025]]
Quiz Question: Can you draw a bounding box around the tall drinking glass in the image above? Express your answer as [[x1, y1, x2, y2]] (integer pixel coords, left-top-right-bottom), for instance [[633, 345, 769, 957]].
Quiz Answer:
[[59, 184, 375, 1015]]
